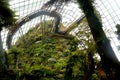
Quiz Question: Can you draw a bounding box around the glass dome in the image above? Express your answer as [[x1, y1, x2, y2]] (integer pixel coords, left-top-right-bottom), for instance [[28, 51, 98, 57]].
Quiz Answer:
[[1, 0, 120, 63], [1, 0, 120, 79]]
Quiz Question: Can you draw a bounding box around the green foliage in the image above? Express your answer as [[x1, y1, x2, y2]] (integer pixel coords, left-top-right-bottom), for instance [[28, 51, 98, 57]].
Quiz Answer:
[[5, 20, 101, 80], [77, 0, 94, 14], [0, 0, 16, 77], [0, 0, 16, 30], [6, 21, 79, 79]]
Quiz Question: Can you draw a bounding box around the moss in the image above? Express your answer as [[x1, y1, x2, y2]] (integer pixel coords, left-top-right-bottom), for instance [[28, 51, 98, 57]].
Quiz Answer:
[[5, 20, 81, 80], [4, 19, 101, 80]]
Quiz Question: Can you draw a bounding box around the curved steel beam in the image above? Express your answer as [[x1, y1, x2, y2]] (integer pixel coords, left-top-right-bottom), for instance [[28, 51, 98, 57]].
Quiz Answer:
[[65, 15, 85, 34], [6, 10, 62, 49]]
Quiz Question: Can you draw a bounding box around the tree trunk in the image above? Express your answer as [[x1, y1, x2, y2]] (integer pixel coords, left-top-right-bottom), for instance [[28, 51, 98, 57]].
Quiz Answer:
[[77, 0, 120, 79], [83, 52, 95, 80], [0, 32, 5, 72], [77, 0, 119, 65]]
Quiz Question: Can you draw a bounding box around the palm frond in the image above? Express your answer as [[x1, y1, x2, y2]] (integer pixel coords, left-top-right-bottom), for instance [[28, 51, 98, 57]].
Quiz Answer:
[[0, 0, 15, 30]]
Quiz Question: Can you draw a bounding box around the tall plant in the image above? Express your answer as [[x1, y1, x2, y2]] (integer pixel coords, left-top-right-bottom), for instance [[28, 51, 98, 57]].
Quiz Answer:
[[0, 0, 15, 30], [0, 0, 15, 71]]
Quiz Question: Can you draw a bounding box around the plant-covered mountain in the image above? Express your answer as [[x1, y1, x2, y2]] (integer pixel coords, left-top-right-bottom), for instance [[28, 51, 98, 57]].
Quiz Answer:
[[4, 20, 107, 80]]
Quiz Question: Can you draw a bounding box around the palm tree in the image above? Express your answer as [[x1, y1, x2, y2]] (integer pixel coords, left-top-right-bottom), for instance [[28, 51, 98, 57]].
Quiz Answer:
[[0, 0, 15, 71]]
